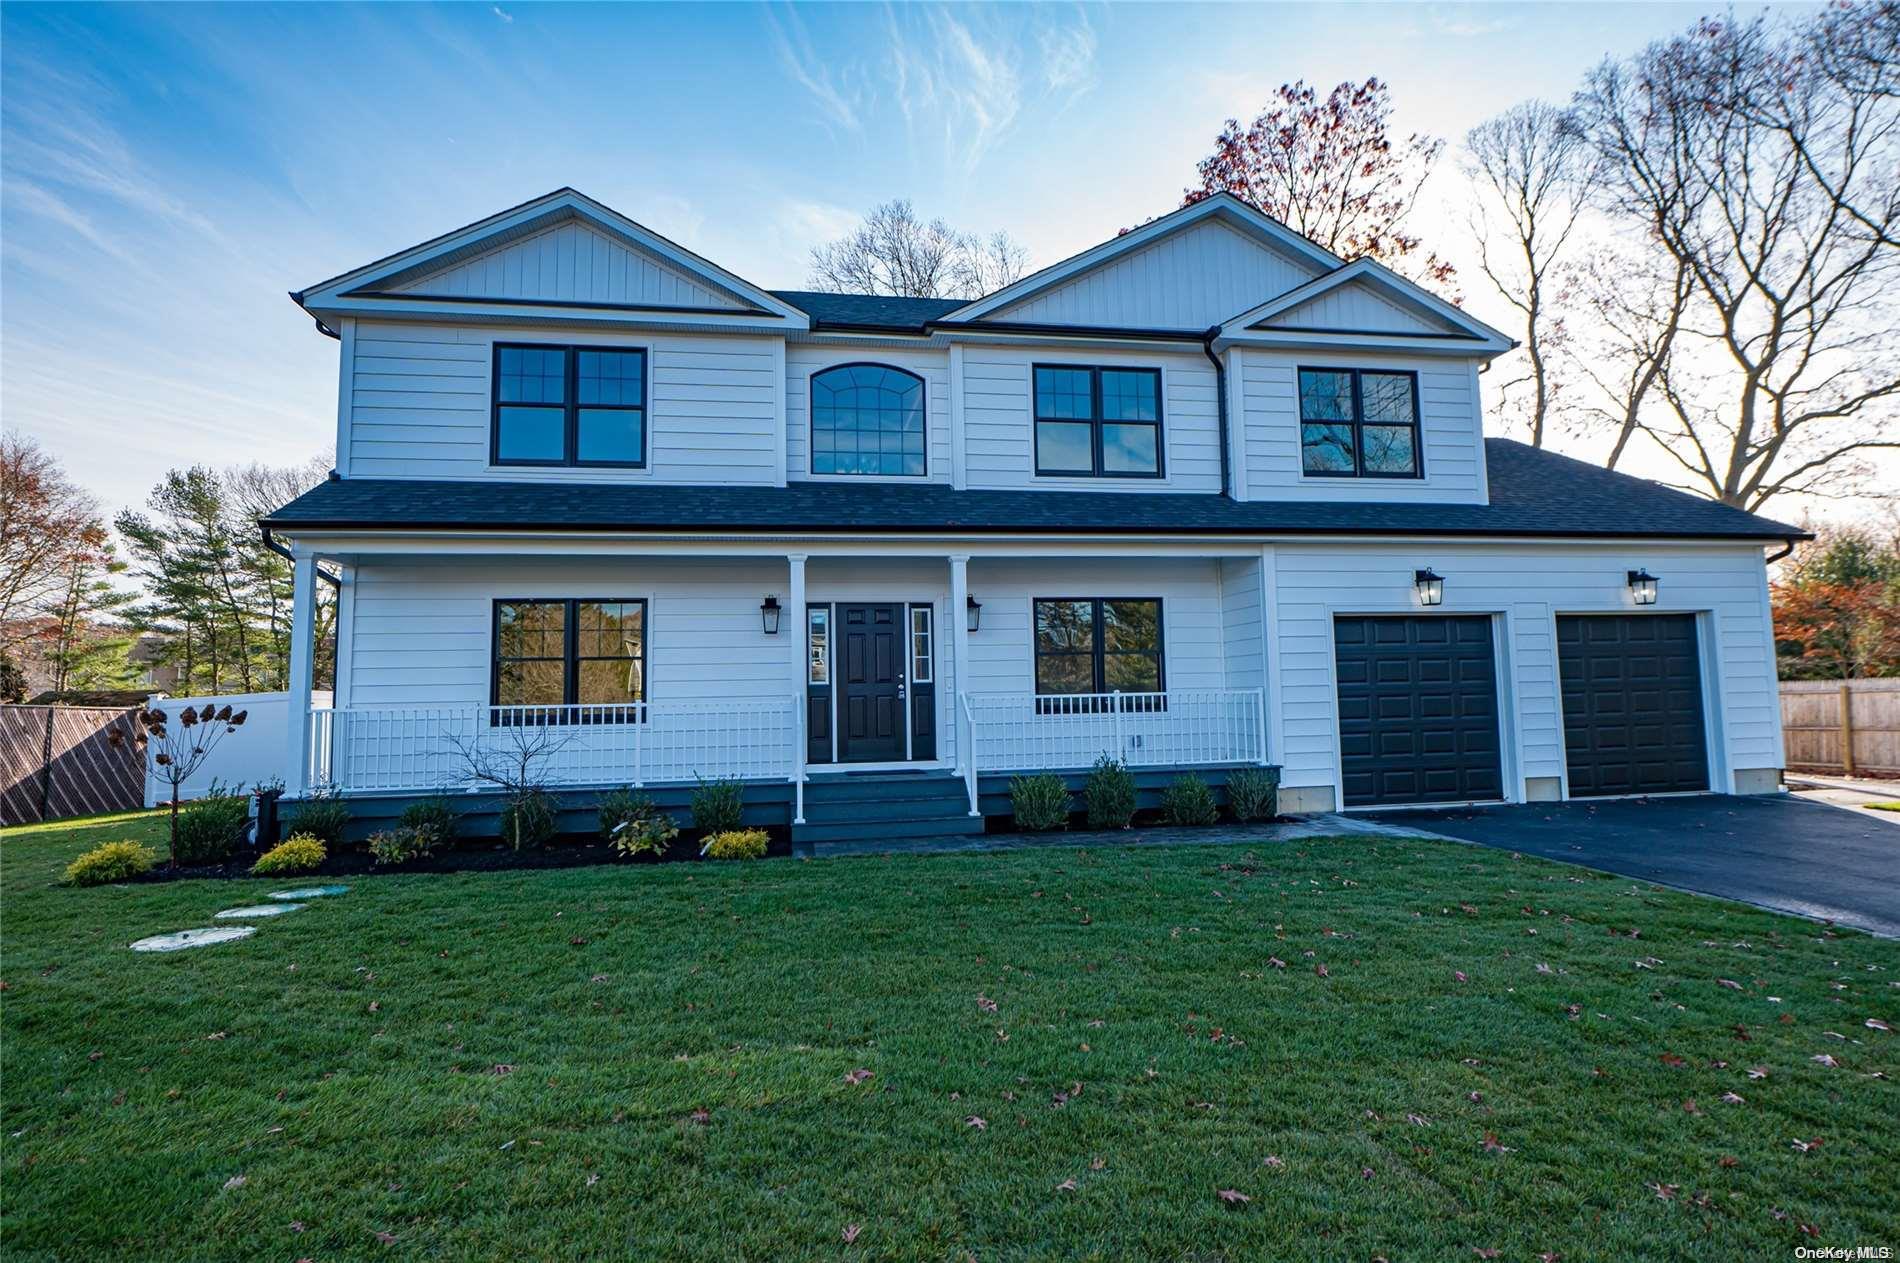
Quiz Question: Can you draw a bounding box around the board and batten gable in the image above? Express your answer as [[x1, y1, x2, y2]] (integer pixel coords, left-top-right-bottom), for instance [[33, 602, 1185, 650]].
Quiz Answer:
[[786, 345, 953, 484], [960, 345, 1222, 493], [1267, 543, 1782, 802], [1257, 278, 1447, 336], [1233, 349, 1489, 503], [343, 321, 781, 484], [983, 217, 1321, 330], [390, 220, 752, 311]]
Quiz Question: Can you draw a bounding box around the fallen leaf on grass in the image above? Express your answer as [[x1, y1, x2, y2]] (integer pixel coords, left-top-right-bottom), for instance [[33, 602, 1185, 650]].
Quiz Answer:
[[1790, 1137, 1824, 1153], [1091, 1157, 1106, 1170], [1481, 1133, 1513, 1154], [1474, 1250, 1501, 1260], [1217, 1188, 1251, 1204], [1682, 1100, 1700, 1113], [1719, 1156, 1739, 1168], [222, 1175, 246, 1191], [1406, 1113, 1431, 1126], [1315, 963, 1329, 978], [490, 1064, 515, 1076], [1720, 1092, 1746, 1104], [843, 1068, 874, 1085], [1263, 1155, 1284, 1168], [1267, 957, 1286, 970], [965, 1116, 987, 1130], [1660, 1053, 1688, 1068], [1054, 1178, 1077, 1192], [842, 1224, 861, 1244], [1453, 971, 1468, 983], [1717, 979, 1743, 990], [1746, 1066, 1770, 1079], [586, 1173, 600, 1187], [1812, 1054, 1840, 1067], [1868, 1019, 1891, 1032], [688, 1109, 711, 1126], [374, 1231, 397, 1244], [976, 995, 998, 1013], [1649, 1183, 1678, 1201]]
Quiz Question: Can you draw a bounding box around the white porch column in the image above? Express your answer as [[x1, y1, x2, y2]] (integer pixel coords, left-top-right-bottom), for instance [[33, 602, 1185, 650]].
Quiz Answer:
[[284, 549, 317, 799], [949, 554, 976, 814], [788, 553, 807, 824]]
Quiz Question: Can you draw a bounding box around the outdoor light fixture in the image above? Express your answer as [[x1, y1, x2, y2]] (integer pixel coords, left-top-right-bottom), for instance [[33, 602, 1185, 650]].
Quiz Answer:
[[760, 595, 782, 635], [966, 594, 983, 633], [1414, 568, 1444, 607], [1628, 569, 1659, 605]]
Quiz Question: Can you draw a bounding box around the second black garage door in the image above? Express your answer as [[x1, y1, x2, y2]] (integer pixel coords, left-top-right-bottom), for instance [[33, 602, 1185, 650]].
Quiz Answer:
[[1334, 616, 1503, 807], [1558, 614, 1708, 796]]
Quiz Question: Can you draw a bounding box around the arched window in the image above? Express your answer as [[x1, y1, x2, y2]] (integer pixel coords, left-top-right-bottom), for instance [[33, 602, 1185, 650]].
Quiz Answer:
[[810, 363, 926, 476]]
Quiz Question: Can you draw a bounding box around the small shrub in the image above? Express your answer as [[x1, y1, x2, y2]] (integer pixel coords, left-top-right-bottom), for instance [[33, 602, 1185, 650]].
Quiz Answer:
[[66, 840, 157, 886], [252, 835, 327, 877], [1161, 774, 1219, 827], [1084, 755, 1138, 830], [701, 828, 768, 861], [498, 788, 557, 851], [173, 789, 250, 865], [1225, 767, 1279, 822], [1010, 773, 1072, 831], [285, 787, 350, 845], [690, 775, 745, 835], [367, 826, 437, 867], [603, 789, 679, 858], [399, 796, 458, 842]]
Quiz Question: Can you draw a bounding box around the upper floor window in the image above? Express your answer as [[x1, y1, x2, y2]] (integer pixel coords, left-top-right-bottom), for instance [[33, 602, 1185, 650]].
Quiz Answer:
[[1298, 367, 1420, 478], [1034, 365, 1163, 478], [493, 344, 646, 468], [811, 363, 925, 476]]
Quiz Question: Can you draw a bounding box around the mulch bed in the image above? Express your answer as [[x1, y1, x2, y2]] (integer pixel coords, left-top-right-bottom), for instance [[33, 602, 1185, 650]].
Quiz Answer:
[[127, 832, 792, 883]]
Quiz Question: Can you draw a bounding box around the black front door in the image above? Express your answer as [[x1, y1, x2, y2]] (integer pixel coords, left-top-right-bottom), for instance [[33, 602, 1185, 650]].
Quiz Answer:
[[839, 603, 905, 762]]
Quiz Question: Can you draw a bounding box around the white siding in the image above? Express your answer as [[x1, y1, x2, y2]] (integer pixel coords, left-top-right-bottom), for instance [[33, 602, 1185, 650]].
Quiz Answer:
[[1261, 280, 1446, 335], [346, 322, 779, 484], [991, 219, 1319, 330], [786, 346, 952, 484], [961, 346, 1222, 493], [1236, 350, 1486, 503], [1268, 543, 1781, 801], [1217, 556, 1265, 691], [393, 221, 744, 310]]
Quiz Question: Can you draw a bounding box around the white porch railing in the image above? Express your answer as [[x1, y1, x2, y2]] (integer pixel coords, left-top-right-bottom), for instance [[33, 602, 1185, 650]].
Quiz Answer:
[[963, 688, 1268, 774], [308, 697, 798, 794]]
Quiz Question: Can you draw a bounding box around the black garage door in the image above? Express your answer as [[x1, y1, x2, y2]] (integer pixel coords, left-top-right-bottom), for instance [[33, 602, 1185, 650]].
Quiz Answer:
[[1558, 614, 1708, 796], [1334, 616, 1503, 807]]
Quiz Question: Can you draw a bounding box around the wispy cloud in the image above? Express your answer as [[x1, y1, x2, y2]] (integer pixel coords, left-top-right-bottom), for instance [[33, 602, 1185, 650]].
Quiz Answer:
[[766, 4, 863, 132], [491, 5, 514, 24]]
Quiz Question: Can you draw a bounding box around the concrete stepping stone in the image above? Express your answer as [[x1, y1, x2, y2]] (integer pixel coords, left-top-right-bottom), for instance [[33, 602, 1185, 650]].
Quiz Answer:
[[266, 886, 349, 901], [215, 904, 303, 919], [131, 927, 256, 952]]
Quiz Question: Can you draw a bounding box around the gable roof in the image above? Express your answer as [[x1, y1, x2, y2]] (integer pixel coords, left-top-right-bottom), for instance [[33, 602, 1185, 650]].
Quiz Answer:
[[940, 193, 1341, 325], [1223, 258, 1514, 352], [294, 188, 809, 327], [265, 440, 1804, 543]]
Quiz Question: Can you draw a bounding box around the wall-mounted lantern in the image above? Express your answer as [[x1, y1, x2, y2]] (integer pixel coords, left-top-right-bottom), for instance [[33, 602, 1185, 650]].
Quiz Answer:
[[1628, 569, 1659, 605], [966, 594, 983, 633], [1414, 568, 1444, 607], [760, 595, 782, 635]]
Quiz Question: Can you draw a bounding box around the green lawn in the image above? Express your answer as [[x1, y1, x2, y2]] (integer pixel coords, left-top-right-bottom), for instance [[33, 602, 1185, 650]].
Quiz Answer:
[[3, 812, 1896, 1261]]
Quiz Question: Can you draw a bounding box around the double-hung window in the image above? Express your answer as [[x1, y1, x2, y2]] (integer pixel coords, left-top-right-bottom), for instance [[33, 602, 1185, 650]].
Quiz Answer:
[[493, 598, 646, 719], [493, 344, 647, 467], [1298, 367, 1421, 477], [1033, 598, 1164, 711], [1033, 365, 1163, 478]]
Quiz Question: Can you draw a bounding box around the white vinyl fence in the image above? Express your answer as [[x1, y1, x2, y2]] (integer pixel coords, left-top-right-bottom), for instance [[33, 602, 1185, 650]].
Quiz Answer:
[[142, 690, 331, 806]]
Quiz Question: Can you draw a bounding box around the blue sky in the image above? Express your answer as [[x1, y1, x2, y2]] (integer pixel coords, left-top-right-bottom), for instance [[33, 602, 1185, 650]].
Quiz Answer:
[[2, 1, 1773, 515]]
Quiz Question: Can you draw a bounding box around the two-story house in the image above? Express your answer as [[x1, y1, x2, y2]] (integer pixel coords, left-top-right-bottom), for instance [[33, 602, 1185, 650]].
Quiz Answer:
[[263, 188, 1801, 845]]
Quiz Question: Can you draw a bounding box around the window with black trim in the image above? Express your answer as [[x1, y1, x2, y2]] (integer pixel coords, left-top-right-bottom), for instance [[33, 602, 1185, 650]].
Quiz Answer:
[[493, 598, 646, 717], [811, 363, 926, 476], [1033, 365, 1162, 478], [1298, 367, 1421, 477], [1033, 598, 1164, 710], [493, 344, 647, 468]]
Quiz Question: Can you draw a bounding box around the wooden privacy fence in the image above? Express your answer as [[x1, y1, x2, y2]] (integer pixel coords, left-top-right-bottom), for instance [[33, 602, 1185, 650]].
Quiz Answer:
[[1781, 679, 1900, 778], [0, 706, 145, 826]]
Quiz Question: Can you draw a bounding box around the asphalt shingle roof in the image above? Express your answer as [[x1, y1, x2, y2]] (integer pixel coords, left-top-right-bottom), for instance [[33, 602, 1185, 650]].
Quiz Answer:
[[772, 290, 966, 331], [263, 440, 1803, 543]]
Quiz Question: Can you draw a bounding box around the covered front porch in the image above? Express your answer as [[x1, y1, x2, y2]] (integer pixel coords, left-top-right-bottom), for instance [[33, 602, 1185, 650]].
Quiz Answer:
[[279, 539, 1276, 827]]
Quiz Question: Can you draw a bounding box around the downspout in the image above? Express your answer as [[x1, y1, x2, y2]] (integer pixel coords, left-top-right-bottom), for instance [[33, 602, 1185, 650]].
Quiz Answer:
[[1765, 539, 1797, 566], [259, 525, 342, 590], [1201, 326, 1232, 499]]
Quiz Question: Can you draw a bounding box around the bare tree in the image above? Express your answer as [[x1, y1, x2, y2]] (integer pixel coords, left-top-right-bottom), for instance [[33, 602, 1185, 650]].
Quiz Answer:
[[1575, 5, 1900, 510], [0, 435, 103, 654], [1463, 101, 1595, 447], [808, 200, 1029, 298], [444, 722, 573, 850], [1564, 243, 1694, 470]]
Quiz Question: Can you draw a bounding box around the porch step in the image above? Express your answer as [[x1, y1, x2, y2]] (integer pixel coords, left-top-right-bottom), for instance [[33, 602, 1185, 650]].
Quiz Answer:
[[794, 771, 984, 846]]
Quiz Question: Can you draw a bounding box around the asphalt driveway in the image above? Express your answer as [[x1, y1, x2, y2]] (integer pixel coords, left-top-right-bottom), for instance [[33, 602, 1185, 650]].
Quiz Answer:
[[1383, 793, 1900, 938]]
